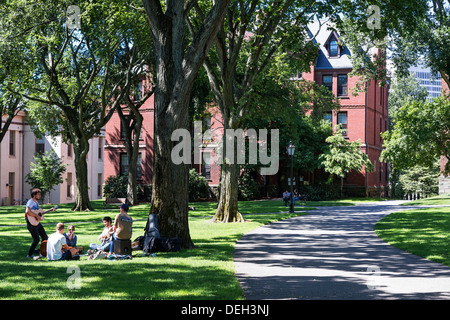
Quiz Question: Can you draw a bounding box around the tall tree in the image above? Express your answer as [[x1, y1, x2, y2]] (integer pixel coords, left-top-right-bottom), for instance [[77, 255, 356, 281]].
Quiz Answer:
[[4, 0, 150, 211], [117, 77, 154, 205], [334, 0, 448, 90], [141, 0, 229, 248], [319, 127, 374, 197], [25, 150, 67, 204], [380, 96, 450, 175], [0, 86, 22, 144], [0, 4, 26, 144], [196, 0, 329, 222], [383, 73, 428, 197]]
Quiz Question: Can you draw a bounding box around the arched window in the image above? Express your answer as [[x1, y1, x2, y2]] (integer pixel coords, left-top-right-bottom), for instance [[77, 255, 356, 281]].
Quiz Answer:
[[329, 39, 338, 57]]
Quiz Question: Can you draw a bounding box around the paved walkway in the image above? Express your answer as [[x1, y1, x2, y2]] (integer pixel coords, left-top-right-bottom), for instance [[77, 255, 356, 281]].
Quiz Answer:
[[234, 201, 450, 300]]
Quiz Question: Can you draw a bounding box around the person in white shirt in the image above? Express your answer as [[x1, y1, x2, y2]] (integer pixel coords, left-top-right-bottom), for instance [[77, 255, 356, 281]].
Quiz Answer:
[[47, 223, 79, 261], [89, 217, 113, 252]]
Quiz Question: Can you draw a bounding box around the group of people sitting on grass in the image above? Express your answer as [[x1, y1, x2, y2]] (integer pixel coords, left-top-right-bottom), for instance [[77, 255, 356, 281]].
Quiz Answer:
[[25, 188, 133, 261]]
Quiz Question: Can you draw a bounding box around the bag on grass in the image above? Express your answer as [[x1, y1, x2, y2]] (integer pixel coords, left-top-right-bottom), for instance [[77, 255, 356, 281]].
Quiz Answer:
[[155, 237, 182, 252], [132, 236, 145, 250], [144, 214, 160, 238], [142, 236, 157, 253]]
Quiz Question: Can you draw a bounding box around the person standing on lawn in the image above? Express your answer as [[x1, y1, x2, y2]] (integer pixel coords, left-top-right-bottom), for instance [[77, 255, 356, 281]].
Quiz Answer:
[[25, 188, 51, 259]]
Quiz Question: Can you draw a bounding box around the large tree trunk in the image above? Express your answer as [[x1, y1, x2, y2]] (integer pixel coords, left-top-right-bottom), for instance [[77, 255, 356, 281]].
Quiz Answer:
[[127, 156, 139, 206], [150, 82, 193, 247], [213, 162, 244, 222], [143, 0, 229, 249], [125, 114, 143, 206], [212, 112, 244, 222], [211, 75, 244, 223], [72, 139, 93, 211], [151, 126, 192, 247], [148, 5, 194, 249]]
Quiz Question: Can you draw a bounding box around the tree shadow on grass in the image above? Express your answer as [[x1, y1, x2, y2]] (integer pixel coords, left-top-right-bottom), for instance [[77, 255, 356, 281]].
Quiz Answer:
[[0, 223, 244, 300], [0, 255, 242, 300]]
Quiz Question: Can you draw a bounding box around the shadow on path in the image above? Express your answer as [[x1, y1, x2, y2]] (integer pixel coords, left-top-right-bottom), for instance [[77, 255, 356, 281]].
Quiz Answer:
[[234, 201, 450, 300]]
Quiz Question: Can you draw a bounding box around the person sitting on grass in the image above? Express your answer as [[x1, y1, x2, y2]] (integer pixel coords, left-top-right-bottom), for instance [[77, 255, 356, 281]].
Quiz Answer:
[[64, 224, 84, 254], [47, 223, 79, 261], [109, 204, 133, 254], [292, 189, 299, 205], [89, 217, 113, 252], [64, 224, 77, 247]]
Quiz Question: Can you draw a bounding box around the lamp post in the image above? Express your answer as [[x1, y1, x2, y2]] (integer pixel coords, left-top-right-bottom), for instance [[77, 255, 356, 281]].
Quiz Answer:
[[287, 141, 295, 213]]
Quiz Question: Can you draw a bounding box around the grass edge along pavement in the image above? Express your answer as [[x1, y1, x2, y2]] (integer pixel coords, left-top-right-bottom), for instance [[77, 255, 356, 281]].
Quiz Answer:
[[374, 194, 450, 268], [0, 199, 312, 300]]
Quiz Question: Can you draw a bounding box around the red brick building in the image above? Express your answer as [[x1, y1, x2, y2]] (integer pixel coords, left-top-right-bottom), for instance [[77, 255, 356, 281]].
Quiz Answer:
[[103, 20, 390, 198], [104, 92, 155, 187], [271, 21, 390, 197]]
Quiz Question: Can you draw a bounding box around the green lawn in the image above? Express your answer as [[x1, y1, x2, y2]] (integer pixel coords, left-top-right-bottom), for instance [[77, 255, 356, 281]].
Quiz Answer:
[[375, 194, 450, 267], [187, 197, 384, 218], [187, 199, 316, 218], [400, 194, 450, 206], [0, 199, 310, 300]]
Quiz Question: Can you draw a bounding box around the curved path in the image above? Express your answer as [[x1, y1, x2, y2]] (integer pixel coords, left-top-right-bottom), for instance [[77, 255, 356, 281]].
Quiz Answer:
[[234, 201, 450, 300]]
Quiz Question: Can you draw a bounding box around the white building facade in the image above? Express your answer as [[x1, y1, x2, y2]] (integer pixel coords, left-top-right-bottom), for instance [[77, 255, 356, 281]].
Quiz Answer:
[[1, 112, 104, 205]]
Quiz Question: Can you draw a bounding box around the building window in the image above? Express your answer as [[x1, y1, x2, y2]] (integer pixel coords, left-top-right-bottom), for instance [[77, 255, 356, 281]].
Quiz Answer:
[[98, 137, 103, 160], [204, 115, 211, 129], [322, 75, 332, 91], [120, 116, 129, 139], [67, 172, 73, 198], [121, 115, 142, 140], [289, 71, 302, 80], [120, 153, 128, 176], [379, 162, 382, 183], [68, 144, 73, 158], [134, 81, 143, 101], [120, 153, 142, 179], [35, 137, 45, 156], [337, 112, 348, 135], [323, 112, 332, 123], [8, 172, 15, 204], [97, 173, 103, 198], [9, 131, 15, 156], [329, 39, 338, 57], [138, 125, 143, 140], [201, 152, 211, 180], [385, 163, 389, 184], [337, 74, 348, 97]]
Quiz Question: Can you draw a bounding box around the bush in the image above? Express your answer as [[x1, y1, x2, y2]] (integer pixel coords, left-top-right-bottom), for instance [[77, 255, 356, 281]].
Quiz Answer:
[[238, 169, 259, 200], [103, 175, 128, 199], [297, 184, 340, 201], [189, 169, 210, 201]]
